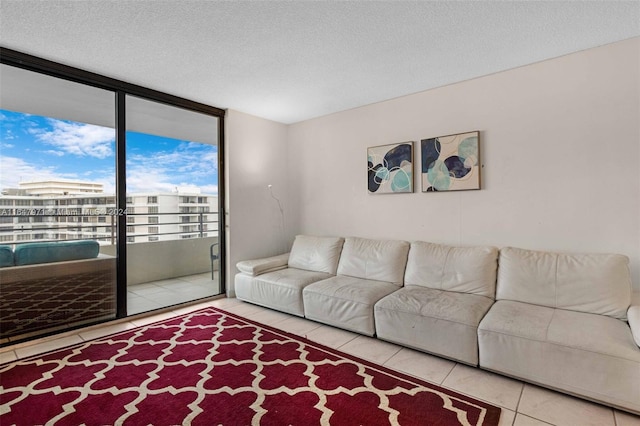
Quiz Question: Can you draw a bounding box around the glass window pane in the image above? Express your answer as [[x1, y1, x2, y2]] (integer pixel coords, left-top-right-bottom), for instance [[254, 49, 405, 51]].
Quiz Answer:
[[125, 95, 220, 315], [0, 65, 117, 341]]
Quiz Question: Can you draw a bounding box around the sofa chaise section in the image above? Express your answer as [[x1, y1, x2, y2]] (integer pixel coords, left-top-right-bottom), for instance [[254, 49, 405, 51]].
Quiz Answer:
[[478, 247, 640, 414], [375, 241, 498, 365], [234, 235, 344, 316], [303, 237, 410, 335]]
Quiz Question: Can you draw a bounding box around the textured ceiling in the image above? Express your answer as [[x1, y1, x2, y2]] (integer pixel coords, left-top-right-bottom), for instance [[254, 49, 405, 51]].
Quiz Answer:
[[0, 1, 638, 124]]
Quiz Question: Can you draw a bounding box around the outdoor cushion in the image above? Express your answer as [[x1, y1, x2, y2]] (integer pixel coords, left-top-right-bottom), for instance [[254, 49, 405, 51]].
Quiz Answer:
[[13, 240, 100, 266], [0, 245, 14, 267]]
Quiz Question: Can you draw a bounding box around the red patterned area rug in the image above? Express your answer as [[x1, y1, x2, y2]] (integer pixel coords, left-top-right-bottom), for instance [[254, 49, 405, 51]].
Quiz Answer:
[[0, 306, 501, 425]]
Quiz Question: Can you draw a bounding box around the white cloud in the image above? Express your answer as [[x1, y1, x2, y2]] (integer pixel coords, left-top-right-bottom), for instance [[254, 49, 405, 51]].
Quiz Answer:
[[126, 143, 218, 194], [125, 166, 218, 195], [0, 156, 117, 194], [126, 166, 180, 194], [0, 156, 78, 190], [0, 134, 218, 195], [2, 129, 16, 140], [1, 143, 15, 148], [200, 184, 219, 195], [30, 119, 115, 159]]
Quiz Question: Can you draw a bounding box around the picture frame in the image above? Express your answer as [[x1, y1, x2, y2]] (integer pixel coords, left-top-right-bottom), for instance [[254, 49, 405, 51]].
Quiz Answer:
[[421, 131, 480, 192], [367, 142, 414, 194]]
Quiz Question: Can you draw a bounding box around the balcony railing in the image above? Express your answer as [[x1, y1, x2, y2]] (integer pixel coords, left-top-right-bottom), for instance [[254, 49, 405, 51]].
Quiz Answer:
[[0, 211, 219, 246]]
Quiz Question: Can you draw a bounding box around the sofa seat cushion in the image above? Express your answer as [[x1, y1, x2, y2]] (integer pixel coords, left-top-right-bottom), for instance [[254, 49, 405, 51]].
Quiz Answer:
[[479, 300, 640, 413], [303, 275, 398, 336], [375, 286, 494, 365], [235, 268, 332, 316]]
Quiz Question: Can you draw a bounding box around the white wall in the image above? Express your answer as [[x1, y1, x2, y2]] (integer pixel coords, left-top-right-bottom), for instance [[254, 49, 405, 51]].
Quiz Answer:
[[287, 38, 640, 291], [225, 110, 291, 295], [100, 237, 218, 285]]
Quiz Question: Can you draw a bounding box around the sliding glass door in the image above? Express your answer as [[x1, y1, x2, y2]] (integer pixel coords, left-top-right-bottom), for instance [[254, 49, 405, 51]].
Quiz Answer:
[[124, 95, 222, 314], [0, 49, 225, 344], [0, 64, 117, 342]]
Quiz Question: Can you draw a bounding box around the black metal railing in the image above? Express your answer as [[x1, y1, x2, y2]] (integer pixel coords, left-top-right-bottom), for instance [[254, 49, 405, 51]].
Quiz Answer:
[[0, 211, 219, 246]]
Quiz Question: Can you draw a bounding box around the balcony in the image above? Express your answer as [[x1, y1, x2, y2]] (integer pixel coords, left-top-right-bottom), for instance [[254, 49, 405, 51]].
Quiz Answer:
[[0, 211, 222, 332], [127, 272, 215, 315]]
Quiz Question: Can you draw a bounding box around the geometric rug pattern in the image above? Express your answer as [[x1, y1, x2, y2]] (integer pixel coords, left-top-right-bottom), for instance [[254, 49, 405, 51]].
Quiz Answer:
[[0, 307, 501, 425]]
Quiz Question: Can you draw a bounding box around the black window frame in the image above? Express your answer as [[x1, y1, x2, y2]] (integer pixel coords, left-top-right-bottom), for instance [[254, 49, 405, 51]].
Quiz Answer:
[[0, 47, 226, 321]]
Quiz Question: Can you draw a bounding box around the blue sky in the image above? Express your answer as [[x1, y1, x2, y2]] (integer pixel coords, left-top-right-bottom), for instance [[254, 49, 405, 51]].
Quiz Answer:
[[0, 109, 218, 195]]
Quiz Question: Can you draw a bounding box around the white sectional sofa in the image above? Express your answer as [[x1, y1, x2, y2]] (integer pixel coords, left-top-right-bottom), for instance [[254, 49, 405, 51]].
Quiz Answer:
[[303, 237, 409, 336], [375, 241, 498, 365], [235, 235, 640, 414], [478, 247, 640, 414], [234, 235, 344, 316]]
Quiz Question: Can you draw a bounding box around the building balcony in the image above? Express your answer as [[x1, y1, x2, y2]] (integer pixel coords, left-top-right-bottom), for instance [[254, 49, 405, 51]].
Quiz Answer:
[[0, 212, 222, 343], [0, 212, 221, 294]]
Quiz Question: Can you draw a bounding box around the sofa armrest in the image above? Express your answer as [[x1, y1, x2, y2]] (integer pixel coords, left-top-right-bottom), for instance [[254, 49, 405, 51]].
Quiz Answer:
[[629, 305, 640, 347], [236, 253, 290, 276]]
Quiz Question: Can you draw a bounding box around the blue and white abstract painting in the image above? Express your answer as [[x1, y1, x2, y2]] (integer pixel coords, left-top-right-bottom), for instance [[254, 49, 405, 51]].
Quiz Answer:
[[421, 131, 480, 192], [367, 142, 413, 194]]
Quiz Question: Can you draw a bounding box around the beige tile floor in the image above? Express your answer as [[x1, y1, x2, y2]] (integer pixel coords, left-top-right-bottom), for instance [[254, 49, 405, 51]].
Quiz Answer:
[[0, 272, 221, 346], [127, 272, 222, 315], [1, 297, 638, 426]]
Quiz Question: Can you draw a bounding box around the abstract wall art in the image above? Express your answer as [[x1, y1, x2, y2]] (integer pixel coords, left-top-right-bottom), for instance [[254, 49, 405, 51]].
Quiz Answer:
[[421, 131, 480, 192], [367, 142, 413, 194]]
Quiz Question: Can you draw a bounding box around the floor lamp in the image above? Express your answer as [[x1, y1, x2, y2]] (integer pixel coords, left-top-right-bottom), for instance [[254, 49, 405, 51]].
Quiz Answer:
[[268, 184, 286, 253]]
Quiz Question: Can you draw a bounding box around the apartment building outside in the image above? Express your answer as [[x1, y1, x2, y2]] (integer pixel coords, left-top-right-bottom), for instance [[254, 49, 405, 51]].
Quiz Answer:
[[0, 180, 218, 245]]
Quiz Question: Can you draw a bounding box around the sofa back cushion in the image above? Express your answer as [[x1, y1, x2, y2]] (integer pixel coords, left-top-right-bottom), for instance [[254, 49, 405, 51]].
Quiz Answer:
[[0, 245, 14, 267], [14, 240, 100, 266], [497, 247, 632, 320], [337, 237, 409, 286], [404, 241, 498, 298], [288, 235, 344, 274]]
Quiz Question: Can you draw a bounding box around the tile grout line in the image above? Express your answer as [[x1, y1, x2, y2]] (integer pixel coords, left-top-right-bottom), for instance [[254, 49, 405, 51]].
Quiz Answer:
[[517, 414, 555, 425], [440, 360, 458, 385], [514, 382, 526, 418]]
